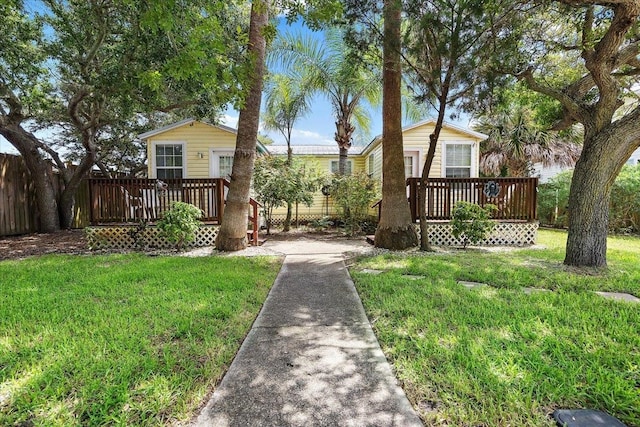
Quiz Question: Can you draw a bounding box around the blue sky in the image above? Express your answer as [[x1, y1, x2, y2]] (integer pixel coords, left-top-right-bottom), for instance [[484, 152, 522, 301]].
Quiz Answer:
[[222, 17, 384, 147]]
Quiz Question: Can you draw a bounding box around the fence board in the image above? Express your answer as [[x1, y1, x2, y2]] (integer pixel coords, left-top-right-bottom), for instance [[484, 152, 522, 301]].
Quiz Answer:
[[0, 154, 38, 236]]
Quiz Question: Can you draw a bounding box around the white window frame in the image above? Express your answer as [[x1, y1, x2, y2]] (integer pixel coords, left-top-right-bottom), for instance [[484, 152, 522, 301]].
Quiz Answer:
[[151, 141, 186, 179], [442, 142, 477, 178], [330, 159, 353, 175], [368, 154, 375, 176], [403, 150, 420, 178], [210, 149, 235, 178]]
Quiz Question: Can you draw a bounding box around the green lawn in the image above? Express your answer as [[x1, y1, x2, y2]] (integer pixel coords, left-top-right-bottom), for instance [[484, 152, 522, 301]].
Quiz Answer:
[[0, 254, 281, 426], [352, 229, 640, 426]]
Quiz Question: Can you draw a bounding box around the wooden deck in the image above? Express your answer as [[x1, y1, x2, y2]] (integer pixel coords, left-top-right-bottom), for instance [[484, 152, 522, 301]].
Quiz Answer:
[[406, 177, 538, 221], [87, 178, 260, 244]]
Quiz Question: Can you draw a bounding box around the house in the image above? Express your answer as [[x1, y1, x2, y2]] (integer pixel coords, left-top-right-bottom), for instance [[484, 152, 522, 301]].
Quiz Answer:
[[267, 119, 488, 222], [138, 118, 268, 180], [93, 117, 534, 246], [136, 118, 488, 222]]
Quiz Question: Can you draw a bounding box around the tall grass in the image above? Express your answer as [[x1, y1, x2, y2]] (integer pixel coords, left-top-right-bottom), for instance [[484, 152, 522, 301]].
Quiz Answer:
[[0, 254, 281, 426]]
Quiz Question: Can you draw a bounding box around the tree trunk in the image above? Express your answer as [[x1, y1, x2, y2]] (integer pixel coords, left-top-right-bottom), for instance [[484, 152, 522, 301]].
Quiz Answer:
[[564, 132, 633, 267], [418, 132, 440, 250], [0, 124, 61, 232], [375, 0, 418, 250], [216, 0, 268, 251], [338, 146, 349, 175], [58, 156, 94, 229], [283, 145, 292, 231], [284, 203, 292, 232]]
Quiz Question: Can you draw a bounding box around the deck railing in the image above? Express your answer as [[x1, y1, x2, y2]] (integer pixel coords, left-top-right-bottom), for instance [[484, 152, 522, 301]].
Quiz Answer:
[[406, 177, 538, 221], [87, 178, 260, 244]]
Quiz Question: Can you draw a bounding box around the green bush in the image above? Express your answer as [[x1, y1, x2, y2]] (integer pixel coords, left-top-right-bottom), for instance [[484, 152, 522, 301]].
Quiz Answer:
[[537, 170, 572, 228], [538, 165, 640, 233], [451, 201, 497, 248], [329, 172, 378, 236], [157, 202, 203, 250], [610, 164, 640, 233], [253, 156, 325, 234]]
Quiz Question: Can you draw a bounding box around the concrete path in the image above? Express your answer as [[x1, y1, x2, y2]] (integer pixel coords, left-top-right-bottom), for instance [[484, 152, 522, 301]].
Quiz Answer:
[[192, 238, 423, 426]]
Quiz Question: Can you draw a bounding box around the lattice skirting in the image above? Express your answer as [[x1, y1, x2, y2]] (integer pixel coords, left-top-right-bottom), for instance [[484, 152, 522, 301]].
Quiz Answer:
[[85, 225, 219, 250], [418, 221, 539, 246]]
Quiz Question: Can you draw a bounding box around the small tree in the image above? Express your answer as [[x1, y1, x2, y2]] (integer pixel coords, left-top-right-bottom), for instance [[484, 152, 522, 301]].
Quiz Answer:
[[157, 202, 203, 250], [451, 201, 497, 249], [330, 172, 378, 236], [253, 156, 324, 234]]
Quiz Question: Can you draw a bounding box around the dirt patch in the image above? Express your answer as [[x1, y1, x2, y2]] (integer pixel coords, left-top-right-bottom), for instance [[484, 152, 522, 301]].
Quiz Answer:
[[0, 230, 91, 261], [0, 228, 360, 261]]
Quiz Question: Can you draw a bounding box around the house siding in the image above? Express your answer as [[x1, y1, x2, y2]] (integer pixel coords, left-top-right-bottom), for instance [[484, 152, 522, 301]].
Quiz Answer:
[[140, 119, 486, 224], [270, 154, 369, 221], [145, 122, 236, 178], [402, 124, 482, 178]]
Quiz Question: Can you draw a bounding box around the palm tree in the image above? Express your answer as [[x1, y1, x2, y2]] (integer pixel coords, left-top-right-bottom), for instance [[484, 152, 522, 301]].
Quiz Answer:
[[476, 109, 582, 177], [216, 0, 269, 251], [262, 73, 313, 231], [374, 0, 419, 249], [269, 29, 380, 174]]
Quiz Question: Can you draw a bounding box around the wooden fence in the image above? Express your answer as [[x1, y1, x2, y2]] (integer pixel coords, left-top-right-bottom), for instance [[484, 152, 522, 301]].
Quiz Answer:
[[0, 154, 38, 236], [406, 177, 538, 221], [1, 153, 92, 236]]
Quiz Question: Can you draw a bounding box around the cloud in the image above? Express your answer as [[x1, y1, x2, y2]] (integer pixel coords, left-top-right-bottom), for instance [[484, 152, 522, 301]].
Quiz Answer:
[[221, 114, 239, 129]]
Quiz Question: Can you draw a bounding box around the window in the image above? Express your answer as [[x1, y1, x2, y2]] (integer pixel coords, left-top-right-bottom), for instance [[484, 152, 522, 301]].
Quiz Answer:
[[330, 159, 353, 175], [404, 155, 414, 178], [445, 144, 472, 178], [368, 154, 375, 176], [219, 155, 234, 178], [210, 151, 234, 178], [155, 143, 184, 179]]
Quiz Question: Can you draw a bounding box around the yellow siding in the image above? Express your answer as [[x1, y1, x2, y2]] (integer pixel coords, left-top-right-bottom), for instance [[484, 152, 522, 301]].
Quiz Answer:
[[366, 122, 483, 179], [271, 153, 369, 220], [146, 122, 237, 178]]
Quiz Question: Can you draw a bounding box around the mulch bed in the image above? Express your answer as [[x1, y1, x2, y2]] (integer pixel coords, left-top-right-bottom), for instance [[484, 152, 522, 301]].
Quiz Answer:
[[0, 230, 91, 261]]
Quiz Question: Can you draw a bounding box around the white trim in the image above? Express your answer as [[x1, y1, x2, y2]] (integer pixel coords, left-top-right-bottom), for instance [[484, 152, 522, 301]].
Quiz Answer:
[[360, 119, 488, 157], [441, 141, 478, 178], [139, 119, 237, 140], [151, 141, 187, 179], [403, 150, 421, 177]]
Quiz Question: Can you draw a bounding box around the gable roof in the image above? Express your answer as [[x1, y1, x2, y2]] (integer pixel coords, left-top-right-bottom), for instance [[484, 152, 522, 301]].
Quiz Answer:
[[138, 119, 268, 154], [138, 118, 237, 140], [360, 119, 488, 156]]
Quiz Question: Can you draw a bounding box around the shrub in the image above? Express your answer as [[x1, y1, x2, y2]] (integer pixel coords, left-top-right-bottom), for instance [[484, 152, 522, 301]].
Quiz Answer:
[[451, 201, 497, 248], [537, 170, 572, 228], [309, 216, 334, 231], [329, 172, 378, 236], [610, 164, 640, 233], [537, 165, 640, 233], [157, 202, 203, 250], [253, 156, 325, 234]]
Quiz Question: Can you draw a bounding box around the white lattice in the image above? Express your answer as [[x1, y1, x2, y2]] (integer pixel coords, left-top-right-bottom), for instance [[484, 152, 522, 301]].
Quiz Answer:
[[85, 225, 219, 250], [417, 221, 538, 247]]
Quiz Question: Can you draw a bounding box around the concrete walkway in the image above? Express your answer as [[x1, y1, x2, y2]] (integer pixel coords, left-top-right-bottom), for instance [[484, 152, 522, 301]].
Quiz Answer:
[[192, 238, 423, 426]]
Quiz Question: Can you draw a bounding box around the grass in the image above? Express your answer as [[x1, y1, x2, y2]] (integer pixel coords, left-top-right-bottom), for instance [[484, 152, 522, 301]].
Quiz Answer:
[[0, 254, 281, 426], [352, 229, 640, 426]]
